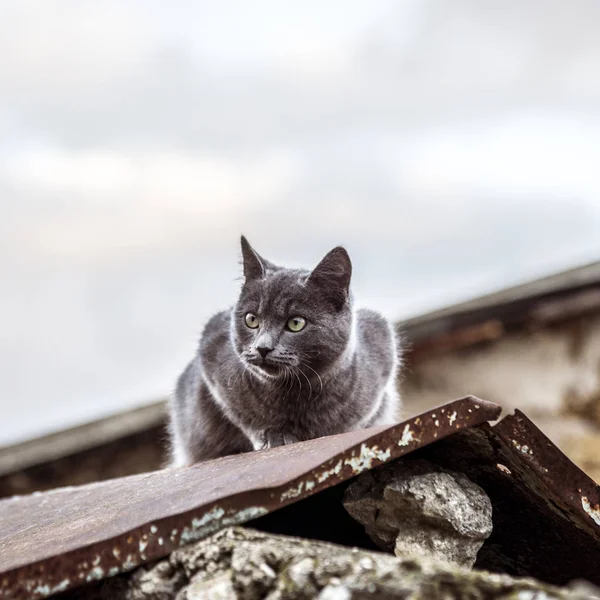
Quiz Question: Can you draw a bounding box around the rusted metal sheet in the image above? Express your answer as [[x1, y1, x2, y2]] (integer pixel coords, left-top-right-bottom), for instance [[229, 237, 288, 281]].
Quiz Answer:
[[0, 396, 499, 600], [493, 410, 600, 534], [415, 410, 600, 586]]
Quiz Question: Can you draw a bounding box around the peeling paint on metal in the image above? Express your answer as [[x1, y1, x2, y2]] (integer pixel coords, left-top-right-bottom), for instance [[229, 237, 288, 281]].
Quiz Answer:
[[316, 459, 343, 484], [289, 441, 396, 496], [345, 443, 391, 472], [170, 528, 179, 543], [397, 424, 415, 447], [179, 506, 226, 543], [279, 436, 407, 507], [582, 496, 600, 527], [511, 440, 533, 455], [33, 580, 70, 596], [85, 567, 104, 583], [122, 554, 139, 571], [179, 505, 268, 545], [280, 481, 305, 501]]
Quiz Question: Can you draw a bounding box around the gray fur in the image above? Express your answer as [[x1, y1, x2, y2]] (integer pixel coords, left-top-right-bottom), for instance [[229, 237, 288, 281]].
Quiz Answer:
[[168, 237, 402, 466]]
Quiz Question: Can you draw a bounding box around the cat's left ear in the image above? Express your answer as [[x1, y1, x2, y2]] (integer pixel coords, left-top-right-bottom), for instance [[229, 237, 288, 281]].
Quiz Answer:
[[308, 246, 352, 309], [240, 235, 273, 282]]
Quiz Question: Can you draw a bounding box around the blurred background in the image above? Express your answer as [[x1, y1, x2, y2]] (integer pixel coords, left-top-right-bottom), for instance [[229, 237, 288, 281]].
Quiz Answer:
[[1, 0, 600, 461]]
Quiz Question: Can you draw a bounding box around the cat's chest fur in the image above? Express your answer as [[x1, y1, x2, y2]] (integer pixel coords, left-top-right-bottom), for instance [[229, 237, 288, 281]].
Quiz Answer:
[[201, 307, 397, 440], [201, 310, 334, 431]]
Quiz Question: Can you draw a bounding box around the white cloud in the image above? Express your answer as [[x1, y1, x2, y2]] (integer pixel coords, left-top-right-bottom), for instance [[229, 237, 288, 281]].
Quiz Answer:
[[0, 2, 154, 92], [0, 147, 298, 262], [392, 113, 600, 204]]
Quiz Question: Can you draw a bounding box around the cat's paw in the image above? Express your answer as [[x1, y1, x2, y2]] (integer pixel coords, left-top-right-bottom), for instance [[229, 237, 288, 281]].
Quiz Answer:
[[282, 432, 300, 446], [259, 430, 300, 449], [250, 431, 277, 450], [264, 430, 285, 448]]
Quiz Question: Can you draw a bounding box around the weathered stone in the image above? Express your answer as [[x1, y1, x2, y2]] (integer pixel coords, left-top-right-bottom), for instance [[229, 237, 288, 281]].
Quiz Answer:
[[567, 580, 600, 599], [343, 458, 493, 567], [59, 527, 593, 599], [179, 571, 236, 600]]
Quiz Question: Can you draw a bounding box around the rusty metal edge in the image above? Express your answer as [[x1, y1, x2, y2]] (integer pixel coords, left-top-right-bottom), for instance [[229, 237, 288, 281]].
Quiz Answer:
[[1, 396, 500, 600], [492, 409, 600, 535], [404, 260, 600, 333], [403, 262, 600, 358]]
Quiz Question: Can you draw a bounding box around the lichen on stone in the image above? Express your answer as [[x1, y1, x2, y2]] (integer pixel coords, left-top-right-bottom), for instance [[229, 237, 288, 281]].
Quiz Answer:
[[58, 527, 593, 599]]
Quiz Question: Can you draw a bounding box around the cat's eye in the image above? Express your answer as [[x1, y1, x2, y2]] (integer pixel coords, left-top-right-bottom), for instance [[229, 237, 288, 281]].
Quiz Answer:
[[286, 316, 306, 332], [245, 313, 260, 329]]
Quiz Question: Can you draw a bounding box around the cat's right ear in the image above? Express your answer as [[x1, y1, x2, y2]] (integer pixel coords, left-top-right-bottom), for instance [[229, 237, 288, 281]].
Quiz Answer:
[[240, 235, 268, 281], [308, 246, 352, 309]]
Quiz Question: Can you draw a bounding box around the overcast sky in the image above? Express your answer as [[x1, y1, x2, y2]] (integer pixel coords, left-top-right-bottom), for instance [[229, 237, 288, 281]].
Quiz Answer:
[[1, 0, 600, 445]]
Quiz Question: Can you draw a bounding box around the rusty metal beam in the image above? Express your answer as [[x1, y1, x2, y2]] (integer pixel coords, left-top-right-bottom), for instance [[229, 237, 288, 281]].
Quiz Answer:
[[0, 396, 499, 600], [404, 261, 600, 359]]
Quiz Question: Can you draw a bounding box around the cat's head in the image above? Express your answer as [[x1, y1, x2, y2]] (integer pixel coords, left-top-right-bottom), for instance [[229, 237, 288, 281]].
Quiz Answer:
[[232, 236, 354, 378]]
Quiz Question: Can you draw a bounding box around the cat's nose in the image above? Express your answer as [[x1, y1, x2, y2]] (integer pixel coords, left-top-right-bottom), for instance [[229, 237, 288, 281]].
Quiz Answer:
[[257, 346, 273, 359]]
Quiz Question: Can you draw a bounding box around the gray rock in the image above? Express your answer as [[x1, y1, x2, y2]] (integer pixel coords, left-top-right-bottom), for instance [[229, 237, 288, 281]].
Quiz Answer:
[[343, 458, 493, 567], [60, 527, 593, 599], [567, 581, 600, 600], [179, 572, 236, 600]]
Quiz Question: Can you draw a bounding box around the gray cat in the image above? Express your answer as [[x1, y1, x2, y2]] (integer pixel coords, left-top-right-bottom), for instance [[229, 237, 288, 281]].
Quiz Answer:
[[168, 237, 402, 466]]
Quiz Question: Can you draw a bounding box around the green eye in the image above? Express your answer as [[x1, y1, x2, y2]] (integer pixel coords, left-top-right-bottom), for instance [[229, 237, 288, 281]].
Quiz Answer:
[[286, 316, 306, 332], [245, 313, 259, 329]]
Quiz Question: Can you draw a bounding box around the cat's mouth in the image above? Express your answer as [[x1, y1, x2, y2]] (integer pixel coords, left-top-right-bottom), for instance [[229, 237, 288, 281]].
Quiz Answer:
[[259, 361, 282, 375], [247, 356, 289, 376]]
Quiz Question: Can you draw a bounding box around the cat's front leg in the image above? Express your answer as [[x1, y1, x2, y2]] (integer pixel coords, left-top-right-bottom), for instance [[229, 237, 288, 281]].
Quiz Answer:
[[254, 430, 300, 450], [248, 431, 268, 451], [282, 432, 300, 446]]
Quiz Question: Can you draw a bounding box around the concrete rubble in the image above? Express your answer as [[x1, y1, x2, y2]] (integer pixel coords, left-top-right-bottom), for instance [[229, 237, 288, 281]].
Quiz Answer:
[[343, 458, 493, 568], [59, 527, 598, 600]]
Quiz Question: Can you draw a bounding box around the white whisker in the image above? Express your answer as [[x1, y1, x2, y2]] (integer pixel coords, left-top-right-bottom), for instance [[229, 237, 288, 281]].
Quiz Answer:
[[302, 362, 324, 400]]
